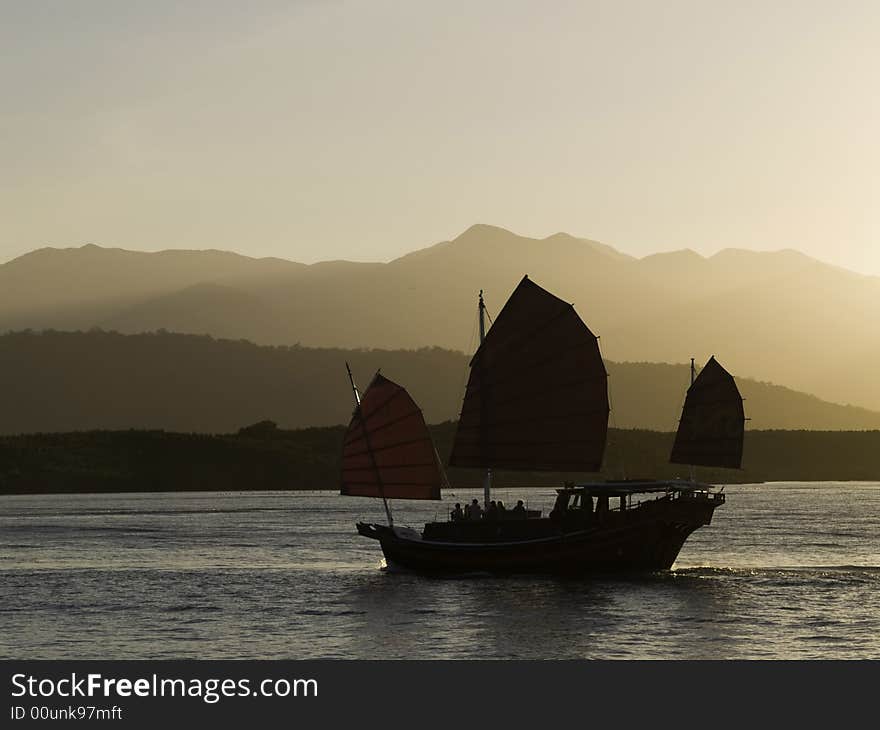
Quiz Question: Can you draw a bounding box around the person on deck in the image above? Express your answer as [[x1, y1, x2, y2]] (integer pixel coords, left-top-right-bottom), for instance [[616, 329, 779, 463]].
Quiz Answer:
[[486, 500, 499, 519], [451, 503, 463, 521], [467, 499, 483, 520], [496, 500, 506, 514], [512, 500, 526, 518]]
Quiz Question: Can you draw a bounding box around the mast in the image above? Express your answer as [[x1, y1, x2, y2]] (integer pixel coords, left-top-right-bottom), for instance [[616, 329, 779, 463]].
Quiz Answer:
[[345, 362, 394, 527], [346, 361, 361, 406], [688, 357, 696, 484], [479, 290, 492, 510]]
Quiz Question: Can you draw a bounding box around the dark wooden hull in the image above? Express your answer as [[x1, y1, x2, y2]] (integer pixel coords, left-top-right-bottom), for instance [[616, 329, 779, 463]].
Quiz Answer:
[[356, 494, 722, 574]]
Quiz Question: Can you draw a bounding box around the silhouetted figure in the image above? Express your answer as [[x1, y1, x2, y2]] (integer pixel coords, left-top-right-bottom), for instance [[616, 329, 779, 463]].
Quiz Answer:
[[512, 500, 526, 518], [486, 500, 498, 519], [451, 503, 463, 521], [549, 496, 567, 521], [497, 500, 506, 514], [467, 498, 483, 521]]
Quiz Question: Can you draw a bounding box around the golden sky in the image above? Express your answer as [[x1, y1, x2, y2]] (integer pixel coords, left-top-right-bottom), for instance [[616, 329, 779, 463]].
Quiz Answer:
[[2, 1, 878, 274]]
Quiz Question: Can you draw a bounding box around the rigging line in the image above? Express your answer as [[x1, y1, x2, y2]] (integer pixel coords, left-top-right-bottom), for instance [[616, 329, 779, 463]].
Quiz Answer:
[[343, 407, 430, 445], [455, 300, 480, 414], [599, 338, 626, 480], [446, 299, 481, 475], [461, 339, 604, 394], [474, 302, 574, 365], [668, 362, 694, 435], [345, 366, 394, 526]]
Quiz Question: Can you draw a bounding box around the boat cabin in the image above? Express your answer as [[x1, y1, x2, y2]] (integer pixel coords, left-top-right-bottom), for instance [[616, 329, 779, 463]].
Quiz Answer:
[[546, 479, 724, 520]]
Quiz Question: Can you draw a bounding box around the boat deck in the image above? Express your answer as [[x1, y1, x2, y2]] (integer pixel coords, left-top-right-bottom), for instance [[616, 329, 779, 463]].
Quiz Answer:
[[422, 488, 724, 542]]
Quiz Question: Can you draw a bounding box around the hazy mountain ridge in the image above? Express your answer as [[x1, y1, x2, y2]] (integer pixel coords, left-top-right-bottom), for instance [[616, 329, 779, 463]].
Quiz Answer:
[[2, 330, 879, 435], [2, 224, 878, 409]]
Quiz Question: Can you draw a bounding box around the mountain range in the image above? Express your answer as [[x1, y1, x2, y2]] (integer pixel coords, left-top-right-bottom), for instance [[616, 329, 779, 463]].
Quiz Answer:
[[2, 330, 879, 435], [2, 224, 878, 411]]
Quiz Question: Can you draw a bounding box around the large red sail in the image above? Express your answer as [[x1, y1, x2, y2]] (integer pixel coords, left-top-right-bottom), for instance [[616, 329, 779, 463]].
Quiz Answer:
[[449, 276, 609, 472], [670, 356, 745, 469], [340, 373, 442, 500]]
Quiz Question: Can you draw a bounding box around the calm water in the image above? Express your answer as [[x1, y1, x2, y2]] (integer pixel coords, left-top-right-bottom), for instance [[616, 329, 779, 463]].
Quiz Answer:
[[1, 484, 878, 659]]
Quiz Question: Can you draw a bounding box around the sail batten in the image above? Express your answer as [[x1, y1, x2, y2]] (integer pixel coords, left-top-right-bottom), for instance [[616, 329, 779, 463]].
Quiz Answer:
[[449, 276, 609, 473], [466, 307, 578, 367], [459, 383, 609, 413], [340, 373, 442, 500], [344, 438, 440, 458], [670, 356, 745, 469]]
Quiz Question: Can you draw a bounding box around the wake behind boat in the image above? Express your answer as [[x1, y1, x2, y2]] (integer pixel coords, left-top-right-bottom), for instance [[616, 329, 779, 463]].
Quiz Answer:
[[340, 276, 744, 574]]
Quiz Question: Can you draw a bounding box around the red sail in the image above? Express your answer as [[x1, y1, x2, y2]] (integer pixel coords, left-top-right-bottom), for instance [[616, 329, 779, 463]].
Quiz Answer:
[[340, 373, 442, 500], [449, 276, 609, 472], [670, 356, 745, 469]]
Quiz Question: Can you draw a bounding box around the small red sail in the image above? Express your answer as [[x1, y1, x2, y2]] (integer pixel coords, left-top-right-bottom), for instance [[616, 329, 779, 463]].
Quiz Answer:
[[449, 276, 609, 472], [670, 356, 745, 469], [340, 373, 442, 500]]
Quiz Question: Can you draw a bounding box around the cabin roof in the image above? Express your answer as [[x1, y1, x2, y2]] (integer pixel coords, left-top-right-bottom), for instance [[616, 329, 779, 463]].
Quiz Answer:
[[567, 479, 719, 496]]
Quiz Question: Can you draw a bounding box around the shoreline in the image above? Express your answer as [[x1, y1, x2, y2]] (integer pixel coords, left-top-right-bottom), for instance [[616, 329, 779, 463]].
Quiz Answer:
[[3, 423, 880, 496]]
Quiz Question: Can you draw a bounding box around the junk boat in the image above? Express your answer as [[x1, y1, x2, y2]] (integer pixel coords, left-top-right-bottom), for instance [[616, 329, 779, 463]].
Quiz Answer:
[[340, 275, 744, 573]]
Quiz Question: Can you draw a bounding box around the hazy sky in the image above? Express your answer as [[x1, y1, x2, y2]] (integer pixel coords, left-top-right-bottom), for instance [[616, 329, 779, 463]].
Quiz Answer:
[[2, 1, 878, 272]]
